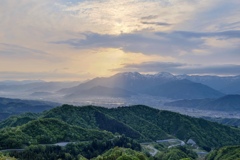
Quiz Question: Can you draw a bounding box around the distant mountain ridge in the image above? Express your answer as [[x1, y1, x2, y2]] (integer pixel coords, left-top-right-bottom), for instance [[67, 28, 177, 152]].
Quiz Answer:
[[59, 72, 224, 99], [165, 94, 240, 111], [1, 72, 239, 101], [0, 81, 79, 94], [176, 74, 240, 94], [0, 97, 59, 121]]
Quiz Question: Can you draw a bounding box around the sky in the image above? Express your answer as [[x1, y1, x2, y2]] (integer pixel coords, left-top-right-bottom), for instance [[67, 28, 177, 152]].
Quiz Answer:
[[0, 0, 239, 81]]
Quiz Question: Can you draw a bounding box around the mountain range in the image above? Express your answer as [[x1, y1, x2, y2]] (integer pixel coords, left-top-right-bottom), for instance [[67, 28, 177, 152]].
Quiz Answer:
[[0, 97, 59, 121], [165, 94, 240, 111], [1, 72, 240, 102], [0, 81, 79, 97], [58, 72, 225, 100]]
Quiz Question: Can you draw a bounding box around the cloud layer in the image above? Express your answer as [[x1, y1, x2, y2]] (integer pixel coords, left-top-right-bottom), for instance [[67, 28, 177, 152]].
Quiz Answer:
[[0, 0, 239, 80], [113, 62, 240, 75]]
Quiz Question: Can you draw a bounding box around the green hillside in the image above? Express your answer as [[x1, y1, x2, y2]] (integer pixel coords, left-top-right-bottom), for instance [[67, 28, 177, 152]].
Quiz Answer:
[[8, 136, 141, 160], [0, 97, 58, 121], [206, 145, 240, 160], [154, 146, 198, 160], [0, 118, 113, 149], [1, 104, 240, 150], [0, 112, 38, 129], [94, 147, 149, 160]]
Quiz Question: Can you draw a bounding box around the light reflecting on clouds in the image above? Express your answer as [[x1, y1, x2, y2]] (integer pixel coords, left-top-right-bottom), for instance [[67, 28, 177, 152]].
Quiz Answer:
[[0, 0, 239, 80]]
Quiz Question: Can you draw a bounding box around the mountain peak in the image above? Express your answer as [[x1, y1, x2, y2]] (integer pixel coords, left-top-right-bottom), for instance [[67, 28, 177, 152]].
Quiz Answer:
[[113, 72, 143, 79], [155, 72, 175, 79]]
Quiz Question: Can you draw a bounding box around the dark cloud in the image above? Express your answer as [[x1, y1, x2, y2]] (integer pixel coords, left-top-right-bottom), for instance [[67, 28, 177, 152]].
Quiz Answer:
[[159, 30, 240, 39], [54, 30, 240, 57], [179, 64, 240, 75], [113, 62, 240, 75], [141, 21, 172, 26], [141, 15, 159, 20], [219, 21, 240, 30], [54, 31, 204, 55]]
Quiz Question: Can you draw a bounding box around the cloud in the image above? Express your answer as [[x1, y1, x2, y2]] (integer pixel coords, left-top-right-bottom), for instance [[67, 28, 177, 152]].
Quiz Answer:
[[55, 30, 240, 57], [141, 15, 159, 20], [112, 62, 186, 72], [113, 61, 240, 75], [0, 0, 239, 80], [0, 43, 62, 62], [141, 22, 172, 26], [0, 71, 92, 81], [176, 0, 240, 31], [179, 64, 240, 75], [164, 30, 240, 39], [54, 31, 201, 56]]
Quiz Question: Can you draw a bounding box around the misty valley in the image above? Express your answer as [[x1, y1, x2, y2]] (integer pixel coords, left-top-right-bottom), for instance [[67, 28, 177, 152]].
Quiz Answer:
[[0, 72, 240, 159], [1, 0, 240, 159]]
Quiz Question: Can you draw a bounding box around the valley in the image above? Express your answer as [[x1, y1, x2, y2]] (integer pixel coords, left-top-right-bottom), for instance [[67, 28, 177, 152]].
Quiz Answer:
[[0, 72, 240, 159], [1, 72, 240, 120]]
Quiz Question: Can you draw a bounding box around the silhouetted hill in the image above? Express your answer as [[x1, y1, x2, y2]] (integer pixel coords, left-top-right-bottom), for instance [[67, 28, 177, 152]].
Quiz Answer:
[[0, 113, 38, 129], [0, 97, 59, 121], [206, 94, 240, 110], [0, 81, 79, 93], [165, 94, 240, 111], [203, 117, 240, 127], [58, 72, 174, 95], [177, 75, 240, 94], [144, 79, 224, 99], [59, 72, 223, 99]]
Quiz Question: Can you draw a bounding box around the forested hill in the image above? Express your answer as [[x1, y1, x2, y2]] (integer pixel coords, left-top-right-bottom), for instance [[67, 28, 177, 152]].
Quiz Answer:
[[0, 97, 59, 121], [1, 104, 240, 150], [206, 145, 240, 160]]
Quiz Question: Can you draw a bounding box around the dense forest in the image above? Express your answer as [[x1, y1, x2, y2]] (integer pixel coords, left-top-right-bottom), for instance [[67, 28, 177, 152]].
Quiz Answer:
[[9, 136, 141, 160], [206, 145, 240, 160], [0, 104, 240, 159], [0, 97, 58, 121]]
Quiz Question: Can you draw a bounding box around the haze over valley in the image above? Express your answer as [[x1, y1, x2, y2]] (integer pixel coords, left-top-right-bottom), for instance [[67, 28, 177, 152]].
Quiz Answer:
[[1, 72, 240, 120], [0, 0, 240, 159]]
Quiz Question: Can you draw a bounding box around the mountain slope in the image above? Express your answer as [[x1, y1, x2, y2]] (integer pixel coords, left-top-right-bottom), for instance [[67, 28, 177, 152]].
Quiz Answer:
[[0, 97, 59, 121], [0, 81, 79, 93], [97, 105, 240, 147], [144, 79, 224, 99], [206, 94, 240, 111], [0, 118, 113, 149], [95, 147, 149, 160], [6, 104, 240, 148], [203, 117, 240, 127], [165, 94, 240, 111], [42, 105, 168, 141], [58, 72, 174, 95], [0, 113, 39, 129], [177, 74, 240, 94], [206, 145, 240, 160], [59, 72, 223, 99], [1, 105, 240, 149]]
